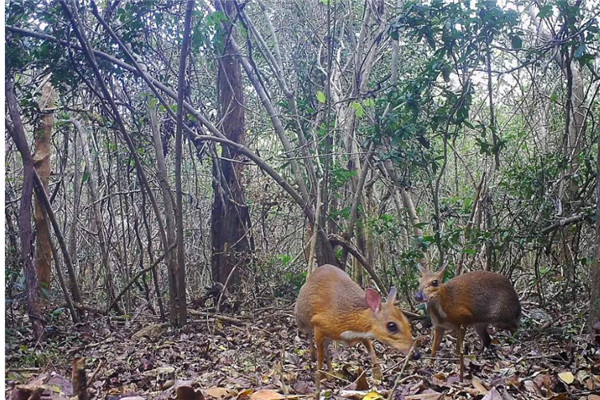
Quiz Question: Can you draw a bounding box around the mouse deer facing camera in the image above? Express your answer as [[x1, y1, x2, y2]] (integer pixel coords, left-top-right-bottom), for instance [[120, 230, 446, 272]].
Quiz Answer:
[[296, 264, 414, 398]]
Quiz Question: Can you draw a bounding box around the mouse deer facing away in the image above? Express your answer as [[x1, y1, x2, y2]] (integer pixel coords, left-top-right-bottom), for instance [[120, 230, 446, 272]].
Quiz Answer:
[[295, 264, 414, 398], [415, 264, 521, 380]]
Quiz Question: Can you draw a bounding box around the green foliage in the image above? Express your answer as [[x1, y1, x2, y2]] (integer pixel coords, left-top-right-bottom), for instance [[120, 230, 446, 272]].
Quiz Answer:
[[351, 101, 364, 118], [330, 165, 357, 189], [382, 0, 525, 178], [278, 254, 293, 266], [316, 91, 326, 104], [285, 270, 307, 294]]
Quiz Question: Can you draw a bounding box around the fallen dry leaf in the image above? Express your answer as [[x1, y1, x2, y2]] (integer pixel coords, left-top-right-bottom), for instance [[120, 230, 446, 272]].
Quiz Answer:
[[361, 391, 384, 400], [557, 371, 574, 385], [404, 392, 443, 400], [132, 324, 166, 340], [355, 368, 369, 391], [248, 389, 286, 400], [236, 388, 254, 400], [472, 377, 489, 395], [203, 387, 237, 400]]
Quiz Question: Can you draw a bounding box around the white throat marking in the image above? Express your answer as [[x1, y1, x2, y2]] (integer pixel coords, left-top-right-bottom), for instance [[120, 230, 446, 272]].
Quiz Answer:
[[340, 331, 375, 341]]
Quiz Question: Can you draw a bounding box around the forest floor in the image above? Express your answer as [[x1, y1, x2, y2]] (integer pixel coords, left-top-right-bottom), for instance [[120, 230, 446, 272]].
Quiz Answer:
[[5, 301, 600, 400]]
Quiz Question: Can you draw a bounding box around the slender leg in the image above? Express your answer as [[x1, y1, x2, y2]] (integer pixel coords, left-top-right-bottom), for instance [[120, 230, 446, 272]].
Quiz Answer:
[[474, 323, 491, 352], [457, 325, 466, 380], [309, 334, 316, 362], [314, 331, 326, 400], [430, 327, 445, 366], [362, 339, 382, 380], [323, 339, 332, 373]]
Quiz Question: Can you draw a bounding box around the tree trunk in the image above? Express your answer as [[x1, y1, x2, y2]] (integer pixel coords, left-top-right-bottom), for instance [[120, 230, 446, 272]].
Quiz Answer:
[[68, 117, 84, 304], [149, 104, 180, 324], [211, 0, 254, 292], [171, 0, 194, 326], [6, 79, 45, 340], [33, 80, 55, 293], [589, 124, 600, 332]]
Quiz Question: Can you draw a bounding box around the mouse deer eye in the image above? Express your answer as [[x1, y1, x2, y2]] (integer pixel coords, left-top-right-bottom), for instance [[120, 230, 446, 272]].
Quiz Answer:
[[386, 322, 398, 333], [432, 280, 439, 287]]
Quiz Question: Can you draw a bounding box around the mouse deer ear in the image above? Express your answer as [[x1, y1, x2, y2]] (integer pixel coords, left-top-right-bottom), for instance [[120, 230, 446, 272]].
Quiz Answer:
[[438, 261, 448, 276], [365, 288, 382, 314], [417, 263, 427, 274], [387, 287, 397, 304]]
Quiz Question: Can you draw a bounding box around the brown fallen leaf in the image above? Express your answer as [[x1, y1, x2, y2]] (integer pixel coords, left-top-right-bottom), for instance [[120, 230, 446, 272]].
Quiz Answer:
[[132, 324, 166, 340], [248, 389, 286, 400], [404, 392, 443, 400], [472, 377, 489, 395], [533, 373, 557, 393], [203, 387, 237, 400], [547, 394, 568, 400], [355, 367, 369, 391], [235, 389, 254, 400]]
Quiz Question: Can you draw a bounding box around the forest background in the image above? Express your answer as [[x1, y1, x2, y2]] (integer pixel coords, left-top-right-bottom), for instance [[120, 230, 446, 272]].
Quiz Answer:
[[4, 0, 600, 398]]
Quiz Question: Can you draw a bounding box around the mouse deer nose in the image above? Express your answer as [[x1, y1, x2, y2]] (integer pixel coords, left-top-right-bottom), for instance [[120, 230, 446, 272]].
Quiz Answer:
[[414, 290, 425, 303]]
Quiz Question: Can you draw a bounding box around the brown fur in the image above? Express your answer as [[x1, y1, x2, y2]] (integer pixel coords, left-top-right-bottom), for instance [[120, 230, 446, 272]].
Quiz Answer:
[[295, 265, 413, 395], [417, 266, 521, 379]]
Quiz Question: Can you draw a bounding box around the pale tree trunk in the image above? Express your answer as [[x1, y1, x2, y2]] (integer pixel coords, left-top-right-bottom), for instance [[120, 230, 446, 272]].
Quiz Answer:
[[383, 158, 428, 265], [33, 80, 55, 293], [67, 121, 83, 304], [149, 105, 178, 323], [211, 0, 255, 293]]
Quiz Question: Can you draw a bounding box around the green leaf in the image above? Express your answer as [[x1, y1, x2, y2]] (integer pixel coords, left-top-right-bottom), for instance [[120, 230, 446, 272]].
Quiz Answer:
[[351, 101, 364, 118], [574, 45, 586, 59], [538, 5, 553, 19], [278, 254, 292, 265], [316, 91, 326, 103]]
